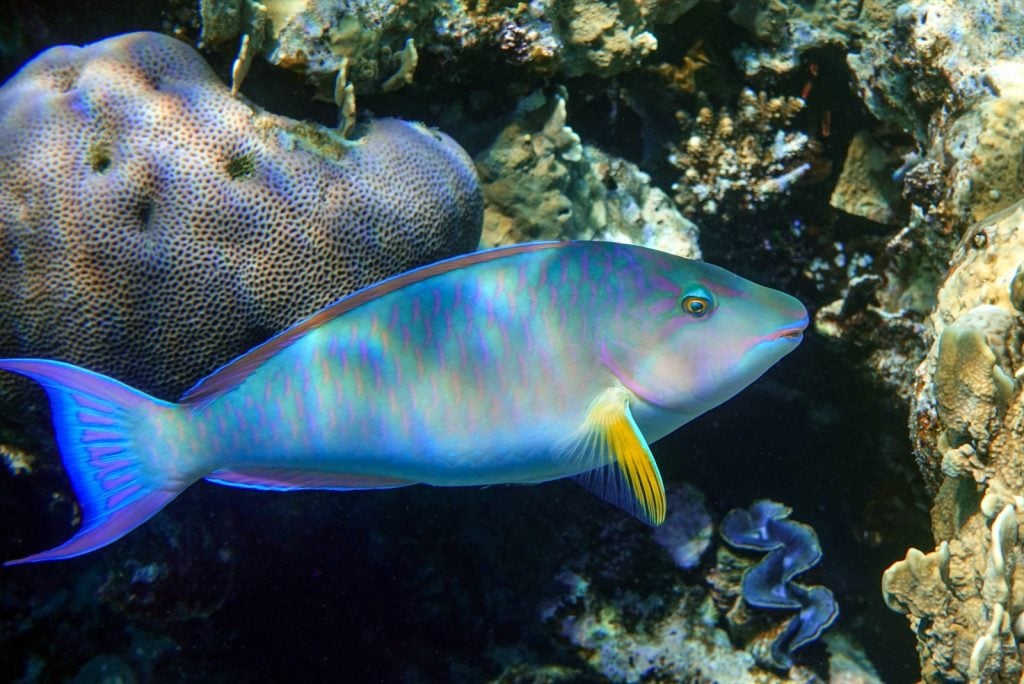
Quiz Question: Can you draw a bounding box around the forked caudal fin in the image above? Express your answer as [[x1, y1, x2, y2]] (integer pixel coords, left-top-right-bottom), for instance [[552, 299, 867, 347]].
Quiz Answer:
[[0, 360, 187, 565]]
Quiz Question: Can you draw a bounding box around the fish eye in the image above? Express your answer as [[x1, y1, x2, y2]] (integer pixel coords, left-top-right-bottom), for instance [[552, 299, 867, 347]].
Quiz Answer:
[[681, 294, 712, 317]]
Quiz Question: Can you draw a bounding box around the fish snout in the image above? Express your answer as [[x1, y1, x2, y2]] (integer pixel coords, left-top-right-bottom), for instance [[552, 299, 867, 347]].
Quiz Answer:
[[773, 297, 809, 343], [773, 315, 809, 343]]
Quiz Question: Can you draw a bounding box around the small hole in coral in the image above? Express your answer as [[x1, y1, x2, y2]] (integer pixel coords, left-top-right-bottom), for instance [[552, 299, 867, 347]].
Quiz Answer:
[[50, 66, 79, 93], [88, 145, 112, 173], [137, 201, 153, 228], [225, 152, 256, 180]]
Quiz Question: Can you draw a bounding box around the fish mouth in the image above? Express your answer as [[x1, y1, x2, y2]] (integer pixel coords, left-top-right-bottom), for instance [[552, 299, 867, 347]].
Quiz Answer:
[[766, 316, 809, 343]]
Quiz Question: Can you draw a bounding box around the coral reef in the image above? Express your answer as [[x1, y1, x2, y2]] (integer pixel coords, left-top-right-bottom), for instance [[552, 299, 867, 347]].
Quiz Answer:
[[885, 200, 1024, 680], [824, 8, 1024, 680], [837, 0, 1024, 259], [849, 0, 1024, 146], [476, 89, 701, 259], [9, 0, 1014, 678], [548, 491, 854, 680], [0, 31, 482, 403], [718, 500, 838, 670], [667, 89, 813, 224], [195, 0, 704, 104], [809, 1, 1024, 415]]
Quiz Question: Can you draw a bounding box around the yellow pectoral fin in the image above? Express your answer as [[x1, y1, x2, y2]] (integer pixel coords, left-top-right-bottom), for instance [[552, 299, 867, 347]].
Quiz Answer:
[[562, 388, 666, 525]]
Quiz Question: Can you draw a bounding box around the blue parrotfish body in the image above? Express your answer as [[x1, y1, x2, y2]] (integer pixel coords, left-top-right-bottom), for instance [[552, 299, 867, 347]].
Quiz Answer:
[[1, 241, 807, 565]]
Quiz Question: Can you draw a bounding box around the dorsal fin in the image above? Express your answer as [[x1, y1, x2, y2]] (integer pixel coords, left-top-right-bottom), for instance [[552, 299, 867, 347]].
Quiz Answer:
[[180, 241, 568, 405]]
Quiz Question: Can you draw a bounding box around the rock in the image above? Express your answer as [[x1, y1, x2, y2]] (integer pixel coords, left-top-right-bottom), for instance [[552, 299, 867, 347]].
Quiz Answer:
[[830, 131, 903, 225], [476, 89, 700, 259]]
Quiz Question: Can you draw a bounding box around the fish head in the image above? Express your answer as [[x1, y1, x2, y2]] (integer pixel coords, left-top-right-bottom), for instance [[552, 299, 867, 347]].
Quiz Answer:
[[604, 252, 808, 416]]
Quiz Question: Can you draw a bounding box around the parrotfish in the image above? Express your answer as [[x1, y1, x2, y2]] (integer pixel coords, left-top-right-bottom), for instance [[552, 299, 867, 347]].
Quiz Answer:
[[1, 241, 807, 565]]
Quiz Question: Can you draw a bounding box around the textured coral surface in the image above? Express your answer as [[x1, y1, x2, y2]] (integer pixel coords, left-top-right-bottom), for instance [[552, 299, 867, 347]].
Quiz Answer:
[[0, 31, 482, 401], [890, 202, 1024, 681]]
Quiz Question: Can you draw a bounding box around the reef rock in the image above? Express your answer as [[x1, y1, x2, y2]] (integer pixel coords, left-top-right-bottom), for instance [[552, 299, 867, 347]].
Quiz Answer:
[[815, 3, 1024, 417], [829, 131, 903, 226], [196, 0, 703, 102], [0, 31, 482, 402], [476, 89, 700, 259], [847, 0, 1024, 230], [729, 0, 862, 76], [890, 200, 1024, 681]]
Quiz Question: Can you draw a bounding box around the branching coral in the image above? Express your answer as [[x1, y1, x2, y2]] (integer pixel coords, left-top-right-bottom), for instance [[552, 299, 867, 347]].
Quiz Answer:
[[667, 89, 812, 222]]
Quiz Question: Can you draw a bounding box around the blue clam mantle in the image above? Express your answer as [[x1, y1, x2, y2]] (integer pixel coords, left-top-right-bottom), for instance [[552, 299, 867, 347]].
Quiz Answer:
[[721, 500, 839, 669]]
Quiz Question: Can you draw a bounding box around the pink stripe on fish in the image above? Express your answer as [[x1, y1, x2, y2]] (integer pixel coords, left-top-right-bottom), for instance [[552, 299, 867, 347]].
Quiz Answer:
[[87, 444, 124, 460], [77, 411, 117, 426], [106, 484, 142, 510], [101, 471, 136, 491], [649, 274, 681, 296], [72, 391, 114, 412], [82, 429, 123, 443], [649, 298, 678, 315]]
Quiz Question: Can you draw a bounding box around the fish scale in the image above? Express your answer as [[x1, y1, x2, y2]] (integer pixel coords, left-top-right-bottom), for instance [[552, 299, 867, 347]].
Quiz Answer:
[[0, 240, 807, 564]]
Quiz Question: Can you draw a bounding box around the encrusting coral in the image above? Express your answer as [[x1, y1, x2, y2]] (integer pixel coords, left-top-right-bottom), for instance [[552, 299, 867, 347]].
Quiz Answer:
[[667, 89, 813, 223], [885, 199, 1024, 682], [0, 31, 482, 403]]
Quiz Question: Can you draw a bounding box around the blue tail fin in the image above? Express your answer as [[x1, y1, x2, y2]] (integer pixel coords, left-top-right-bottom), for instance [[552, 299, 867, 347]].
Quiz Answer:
[[1, 359, 188, 565]]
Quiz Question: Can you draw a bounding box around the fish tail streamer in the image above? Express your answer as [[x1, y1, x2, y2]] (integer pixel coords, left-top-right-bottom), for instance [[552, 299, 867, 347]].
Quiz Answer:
[[1, 359, 190, 565]]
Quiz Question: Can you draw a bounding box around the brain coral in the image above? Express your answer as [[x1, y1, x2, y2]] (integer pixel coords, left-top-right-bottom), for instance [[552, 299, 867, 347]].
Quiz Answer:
[[0, 31, 482, 401]]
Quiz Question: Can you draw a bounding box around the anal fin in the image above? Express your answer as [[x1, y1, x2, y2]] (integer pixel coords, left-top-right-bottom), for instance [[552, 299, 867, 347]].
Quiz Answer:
[[560, 387, 666, 525]]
